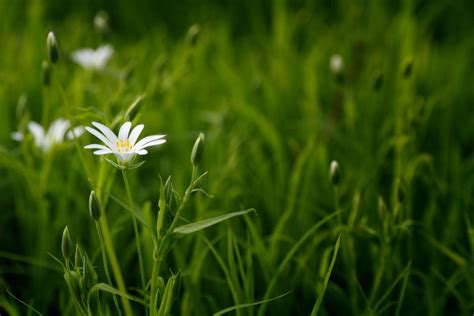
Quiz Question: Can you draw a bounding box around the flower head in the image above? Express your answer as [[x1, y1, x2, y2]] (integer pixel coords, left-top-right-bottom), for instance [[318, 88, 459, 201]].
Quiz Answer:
[[11, 118, 84, 153], [47, 31, 59, 64], [84, 121, 166, 166], [71, 45, 113, 70], [330, 54, 344, 74]]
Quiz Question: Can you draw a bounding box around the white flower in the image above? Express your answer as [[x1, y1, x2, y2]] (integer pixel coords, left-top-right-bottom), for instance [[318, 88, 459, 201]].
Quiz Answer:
[[71, 45, 113, 70], [330, 54, 344, 74], [11, 118, 84, 153], [84, 121, 166, 166]]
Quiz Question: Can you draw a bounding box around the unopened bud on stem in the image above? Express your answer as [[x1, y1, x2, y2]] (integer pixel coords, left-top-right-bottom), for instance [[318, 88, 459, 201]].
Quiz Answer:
[[186, 24, 201, 46], [89, 191, 101, 221], [329, 160, 340, 186], [330, 54, 344, 75], [94, 11, 109, 35], [62, 226, 73, 261], [191, 132, 205, 166], [47, 32, 59, 64]]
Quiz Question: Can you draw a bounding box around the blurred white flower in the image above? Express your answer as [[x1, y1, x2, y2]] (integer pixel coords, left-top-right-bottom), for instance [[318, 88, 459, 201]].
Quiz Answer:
[[71, 45, 113, 70], [84, 121, 166, 166], [11, 118, 84, 153], [330, 54, 344, 74]]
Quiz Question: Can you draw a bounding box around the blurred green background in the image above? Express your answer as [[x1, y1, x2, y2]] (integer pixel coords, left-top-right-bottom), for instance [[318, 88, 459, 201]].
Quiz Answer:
[[0, 0, 473, 315]]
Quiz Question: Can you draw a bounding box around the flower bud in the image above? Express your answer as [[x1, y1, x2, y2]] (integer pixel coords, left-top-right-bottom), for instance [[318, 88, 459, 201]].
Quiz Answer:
[[186, 24, 201, 46], [157, 276, 165, 290], [330, 54, 344, 75], [47, 31, 59, 64], [191, 132, 205, 166], [42, 60, 51, 86], [164, 175, 175, 209], [89, 191, 101, 221], [62, 226, 73, 261], [329, 160, 340, 186], [94, 11, 109, 35]]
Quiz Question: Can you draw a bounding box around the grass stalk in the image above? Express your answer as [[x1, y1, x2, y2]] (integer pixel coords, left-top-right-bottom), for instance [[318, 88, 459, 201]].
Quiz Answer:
[[95, 221, 122, 315], [121, 169, 147, 292], [99, 213, 134, 316]]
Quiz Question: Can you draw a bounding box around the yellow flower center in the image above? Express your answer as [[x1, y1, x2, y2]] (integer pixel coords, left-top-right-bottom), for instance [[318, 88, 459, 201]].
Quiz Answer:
[[116, 139, 132, 153]]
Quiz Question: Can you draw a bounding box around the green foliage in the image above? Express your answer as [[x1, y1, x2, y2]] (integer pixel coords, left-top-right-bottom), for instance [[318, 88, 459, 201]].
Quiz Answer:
[[0, 0, 473, 315]]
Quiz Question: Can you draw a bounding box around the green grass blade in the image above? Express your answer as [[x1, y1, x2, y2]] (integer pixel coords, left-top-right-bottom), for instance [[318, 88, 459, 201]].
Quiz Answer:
[[213, 291, 292, 316], [87, 283, 146, 307], [373, 262, 411, 313], [173, 209, 256, 235], [258, 211, 340, 316], [310, 234, 341, 316]]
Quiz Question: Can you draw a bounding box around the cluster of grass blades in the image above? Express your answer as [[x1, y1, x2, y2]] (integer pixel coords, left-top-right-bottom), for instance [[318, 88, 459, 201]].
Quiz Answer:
[[1, 0, 473, 315]]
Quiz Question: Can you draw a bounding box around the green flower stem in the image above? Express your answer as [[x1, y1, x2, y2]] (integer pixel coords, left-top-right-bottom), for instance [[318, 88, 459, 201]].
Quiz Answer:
[[149, 249, 163, 315], [166, 166, 197, 235], [151, 166, 196, 314], [95, 221, 122, 316], [99, 213, 134, 316], [334, 185, 341, 224], [121, 170, 146, 292], [41, 87, 50, 128]]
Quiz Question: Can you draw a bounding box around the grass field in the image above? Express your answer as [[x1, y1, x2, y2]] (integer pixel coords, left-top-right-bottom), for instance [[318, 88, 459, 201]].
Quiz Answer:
[[0, 0, 473, 315]]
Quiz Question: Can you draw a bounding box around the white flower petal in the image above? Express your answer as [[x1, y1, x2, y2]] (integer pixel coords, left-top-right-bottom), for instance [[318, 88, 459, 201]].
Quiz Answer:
[[95, 45, 114, 68], [91, 122, 118, 144], [11, 131, 23, 141], [84, 144, 109, 150], [115, 152, 135, 163], [136, 149, 148, 155], [48, 119, 70, 143], [134, 139, 166, 151], [118, 122, 132, 140], [128, 124, 144, 145], [67, 126, 85, 140], [133, 135, 166, 150], [72, 45, 113, 70], [72, 49, 95, 68], [28, 122, 45, 147], [93, 149, 113, 155], [85, 126, 114, 149]]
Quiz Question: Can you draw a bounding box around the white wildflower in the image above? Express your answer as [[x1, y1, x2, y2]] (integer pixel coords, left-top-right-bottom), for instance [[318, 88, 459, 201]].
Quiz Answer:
[[84, 121, 166, 166], [71, 45, 113, 70], [11, 118, 84, 153]]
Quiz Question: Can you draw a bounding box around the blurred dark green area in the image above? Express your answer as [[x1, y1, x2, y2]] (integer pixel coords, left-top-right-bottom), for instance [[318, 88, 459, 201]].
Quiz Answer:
[[0, 0, 473, 315]]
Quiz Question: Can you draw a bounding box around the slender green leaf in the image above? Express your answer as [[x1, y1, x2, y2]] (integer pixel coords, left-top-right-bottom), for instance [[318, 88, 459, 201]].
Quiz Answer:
[[6, 290, 43, 316], [87, 283, 145, 307], [213, 291, 292, 315], [173, 209, 256, 235], [311, 234, 341, 316], [258, 211, 340, 316]]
